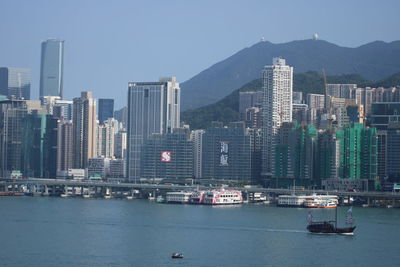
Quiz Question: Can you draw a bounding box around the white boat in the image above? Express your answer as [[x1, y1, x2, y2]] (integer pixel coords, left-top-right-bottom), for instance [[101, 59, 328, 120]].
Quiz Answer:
[[166, 191, 192, 203], [202, 189, 243, 205], [278, 195, 309, 207], [279, 194, 338, 207]]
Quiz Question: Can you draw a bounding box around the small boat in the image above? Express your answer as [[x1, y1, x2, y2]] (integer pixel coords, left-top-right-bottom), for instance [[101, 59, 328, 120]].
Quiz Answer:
[[156, 196, 165, 203], [306, 207, 356, 235], [171, 253, 183, 259]]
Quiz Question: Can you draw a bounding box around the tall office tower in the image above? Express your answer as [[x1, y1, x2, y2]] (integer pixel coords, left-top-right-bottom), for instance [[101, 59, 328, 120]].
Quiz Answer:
[[0, 67, 31, 100], [190, 129, 205, 179], [201, 122, 252, 181], [386, 123, 400, 183], [22, 111, 58, 178], [377, 130, 387, 183], [261, 58, 293, 177], [39, 39, 64, 98], [97, 120, 115, 158], [98, 99, 114, 124], [0, 99, 28, 178], [56, 120, 73, 173], [114, 130, 127, 159], [127, 77, 180, 181], [140, 129, 193, 180], [72, 91, 97, 169]]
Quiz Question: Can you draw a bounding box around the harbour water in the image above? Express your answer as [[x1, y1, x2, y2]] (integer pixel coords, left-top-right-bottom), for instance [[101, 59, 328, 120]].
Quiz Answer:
[[1, 197, 399, 267]]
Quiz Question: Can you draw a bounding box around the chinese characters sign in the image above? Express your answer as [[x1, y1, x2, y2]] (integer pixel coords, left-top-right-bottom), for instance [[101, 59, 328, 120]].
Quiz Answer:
[[220, 141, 228, 166]]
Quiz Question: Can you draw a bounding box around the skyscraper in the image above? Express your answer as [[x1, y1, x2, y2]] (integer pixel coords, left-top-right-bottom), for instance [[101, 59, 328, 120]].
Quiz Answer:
[[127, 77, 180, 181], [0, 99, 28, 178], [39, 39, 64, 98], [98, 99, 114, 124], [0, 67, 31, 100], [261, 58, 293, 177], [72, 91, 97, 169]]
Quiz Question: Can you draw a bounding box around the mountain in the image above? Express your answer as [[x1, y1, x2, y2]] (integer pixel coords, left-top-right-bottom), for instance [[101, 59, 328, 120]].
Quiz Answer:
[[181, 72, 400, 130], [181, 39, 400, 110]]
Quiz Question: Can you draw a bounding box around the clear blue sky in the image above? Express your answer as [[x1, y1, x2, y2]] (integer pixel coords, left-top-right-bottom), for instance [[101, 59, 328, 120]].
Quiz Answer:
[[1, 0, 399, 108]]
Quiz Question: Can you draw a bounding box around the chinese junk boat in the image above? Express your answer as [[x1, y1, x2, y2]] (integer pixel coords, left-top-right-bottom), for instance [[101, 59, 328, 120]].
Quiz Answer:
[[306, 207, 356, 235]]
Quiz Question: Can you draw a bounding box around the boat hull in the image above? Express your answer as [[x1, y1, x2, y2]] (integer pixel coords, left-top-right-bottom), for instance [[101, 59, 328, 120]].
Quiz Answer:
[[307, 222, 356, 235]]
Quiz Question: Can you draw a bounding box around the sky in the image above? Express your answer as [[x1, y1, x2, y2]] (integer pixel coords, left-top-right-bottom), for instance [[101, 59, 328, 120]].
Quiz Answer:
[[1, 0, 399, 108]]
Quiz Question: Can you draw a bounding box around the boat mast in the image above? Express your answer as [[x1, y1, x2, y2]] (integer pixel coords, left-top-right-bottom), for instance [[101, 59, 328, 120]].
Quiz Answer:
[[335, 206, 338, 229]]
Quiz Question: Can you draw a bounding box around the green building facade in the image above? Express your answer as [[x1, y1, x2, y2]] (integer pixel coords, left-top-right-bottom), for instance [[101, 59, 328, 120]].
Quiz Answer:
[[22, 112, 58, 178], [336, 123, 378, 189], [274, 122, 317, 187]]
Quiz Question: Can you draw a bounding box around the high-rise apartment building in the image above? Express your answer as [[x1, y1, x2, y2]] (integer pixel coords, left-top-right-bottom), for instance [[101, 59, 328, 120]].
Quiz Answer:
[[97, 120, 115, 158], [326, 84, 357, 99], [191, 129, 205, 179], [239, 91, 263, 113], [39, 39, 64, 98], [0, 67, 31, 100], [306, 93, 325, 109], [126, 77, 180, 181], [72, 91, 97, 169], [261, 58, 293, 177], [274, 122, 317, 186], [98, 99, 114, 124], [56, 120, 73, 173]]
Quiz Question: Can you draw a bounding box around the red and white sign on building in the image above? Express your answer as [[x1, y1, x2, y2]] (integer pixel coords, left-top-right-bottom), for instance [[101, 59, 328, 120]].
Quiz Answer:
[[161, 151, 172, 162]]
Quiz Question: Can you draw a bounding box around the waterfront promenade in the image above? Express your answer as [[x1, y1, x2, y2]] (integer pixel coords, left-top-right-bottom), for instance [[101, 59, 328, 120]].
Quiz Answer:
[[1, 178, 400, 204]]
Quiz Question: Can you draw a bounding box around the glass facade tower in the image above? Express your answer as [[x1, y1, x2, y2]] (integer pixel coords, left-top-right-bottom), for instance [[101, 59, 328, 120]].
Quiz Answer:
[[0, 67, 31, 100], [39, 39, 64, 98]]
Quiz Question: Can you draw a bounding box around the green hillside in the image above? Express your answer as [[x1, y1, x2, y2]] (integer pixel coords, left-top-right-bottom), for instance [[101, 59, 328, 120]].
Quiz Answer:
[[181, 72, 400, 130]]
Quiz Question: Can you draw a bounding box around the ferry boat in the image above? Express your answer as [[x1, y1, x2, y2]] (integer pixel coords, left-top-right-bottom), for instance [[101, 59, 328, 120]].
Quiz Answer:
[[202, 189, 243, 205], [304, 199, 338, 208], [166, 191, 192, 204], [189, 191, 206, 204], [278, 194, 338, 208], [278, 195, 309, 207]]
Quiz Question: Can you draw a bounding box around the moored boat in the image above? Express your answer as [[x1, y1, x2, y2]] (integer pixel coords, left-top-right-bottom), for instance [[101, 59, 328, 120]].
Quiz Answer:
[[202, 189, 242, 205]]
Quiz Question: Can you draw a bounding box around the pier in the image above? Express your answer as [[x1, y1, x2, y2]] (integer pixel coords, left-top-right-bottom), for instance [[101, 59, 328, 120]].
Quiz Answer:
[[1, 178, 400, 206]]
